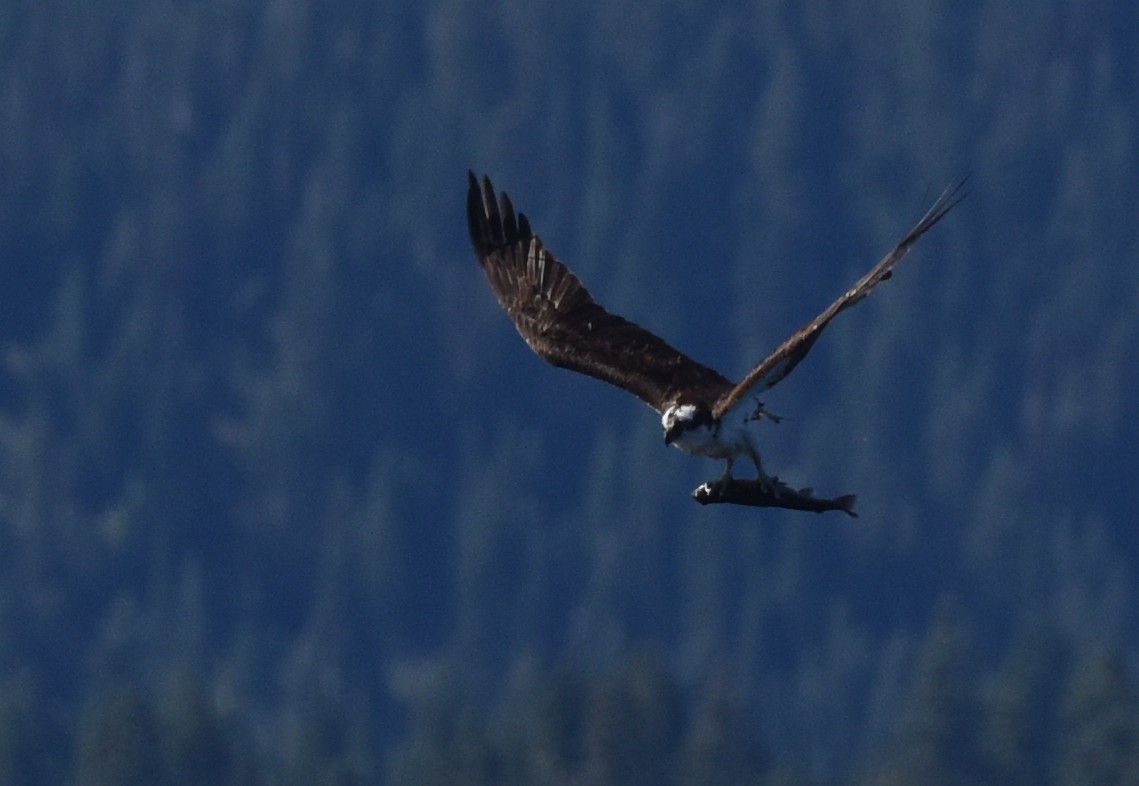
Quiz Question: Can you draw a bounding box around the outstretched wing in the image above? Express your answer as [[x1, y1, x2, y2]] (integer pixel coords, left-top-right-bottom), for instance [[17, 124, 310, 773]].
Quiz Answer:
[[468, 171, 733, 412], [713, 177, 967, 419]]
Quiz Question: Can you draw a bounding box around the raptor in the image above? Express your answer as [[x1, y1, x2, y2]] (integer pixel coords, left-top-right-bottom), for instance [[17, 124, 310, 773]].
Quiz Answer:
[[467, 171, 964, 495]]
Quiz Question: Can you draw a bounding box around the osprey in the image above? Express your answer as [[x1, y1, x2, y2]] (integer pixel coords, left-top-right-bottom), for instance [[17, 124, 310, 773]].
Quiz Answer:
[[467, 171, 964, 493]]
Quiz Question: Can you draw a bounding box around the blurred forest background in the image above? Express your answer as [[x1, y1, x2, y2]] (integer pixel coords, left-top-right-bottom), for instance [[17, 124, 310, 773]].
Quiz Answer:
[[2, 0, 1138, 783]]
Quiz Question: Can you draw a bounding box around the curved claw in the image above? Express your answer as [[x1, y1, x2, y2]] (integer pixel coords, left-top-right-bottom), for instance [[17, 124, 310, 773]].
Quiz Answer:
[[747, 401, 783, 424]]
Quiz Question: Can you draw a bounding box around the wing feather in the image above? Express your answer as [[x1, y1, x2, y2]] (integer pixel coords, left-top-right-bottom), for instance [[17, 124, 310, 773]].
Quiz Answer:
[[467, 172, 732, 412], [713, 176, 967, 419]]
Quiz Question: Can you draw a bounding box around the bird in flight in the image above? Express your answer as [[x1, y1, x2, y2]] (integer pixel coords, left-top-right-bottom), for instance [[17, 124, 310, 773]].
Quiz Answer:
[[467, 171, 965, 495]]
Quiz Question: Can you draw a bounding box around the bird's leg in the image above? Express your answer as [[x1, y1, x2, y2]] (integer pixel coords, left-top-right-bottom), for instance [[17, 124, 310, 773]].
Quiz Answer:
[[748, 400, 782, 424], [747, 447, 780, 497], [709, 457, 735, 492]]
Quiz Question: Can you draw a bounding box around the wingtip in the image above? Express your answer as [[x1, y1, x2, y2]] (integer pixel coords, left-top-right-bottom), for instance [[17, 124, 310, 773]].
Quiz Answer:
[[944, 172, 970, 206], [467, 171, 496, 207], [903, 173, 969, 243], [481, 173, 496, 206], [933, 172, 970, 217], [466, 172, 534, 255], [500, 191, 517, 239], [467, 171, 493, 257]]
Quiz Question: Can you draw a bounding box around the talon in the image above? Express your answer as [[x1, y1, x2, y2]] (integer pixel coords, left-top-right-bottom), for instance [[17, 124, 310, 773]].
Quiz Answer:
[[749, 401, 783, 423], [757, 473, 781, 497]]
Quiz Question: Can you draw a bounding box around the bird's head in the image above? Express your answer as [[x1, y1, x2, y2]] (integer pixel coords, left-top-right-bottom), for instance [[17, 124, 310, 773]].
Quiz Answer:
[[662, 402, 714, 445]]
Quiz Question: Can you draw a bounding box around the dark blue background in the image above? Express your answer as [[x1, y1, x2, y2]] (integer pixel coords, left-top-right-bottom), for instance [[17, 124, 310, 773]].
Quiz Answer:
[[1, 1, 1136, 782]]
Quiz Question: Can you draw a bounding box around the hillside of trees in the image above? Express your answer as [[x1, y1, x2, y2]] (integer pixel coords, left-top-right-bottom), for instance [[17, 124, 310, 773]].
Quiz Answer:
[[1, 1, 1137, 783]]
